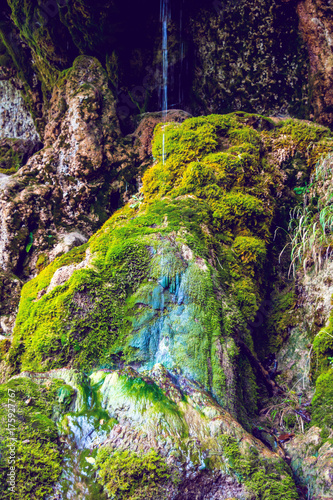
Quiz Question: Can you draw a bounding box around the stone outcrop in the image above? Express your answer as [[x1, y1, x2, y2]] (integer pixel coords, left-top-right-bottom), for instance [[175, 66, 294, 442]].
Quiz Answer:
[[13, 365, 297, 499], [0, 56, 140, 277], [0, 80, 40, 142], [286, 426, 333, 499], [296, 0, 333, 126], [0, 1, 333, 497]]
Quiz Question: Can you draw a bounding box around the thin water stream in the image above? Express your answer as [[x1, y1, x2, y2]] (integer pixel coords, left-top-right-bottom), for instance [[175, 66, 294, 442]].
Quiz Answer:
[[160, 0, 170, 164], [50, 378, 114, 500]]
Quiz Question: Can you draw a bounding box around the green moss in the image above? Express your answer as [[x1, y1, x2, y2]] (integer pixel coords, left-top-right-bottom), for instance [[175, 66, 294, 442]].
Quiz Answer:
[[8, 112, 332, 422], [212, 193, 269, 237], [0, 141, 27, 175], [312, 313, 333, 378], [36, 253, 48, 273], [0, 377, 67, 499], [95, 447, 173, 499], [311, 369, 333, 432], [272, 119, 333, 169], [7, 0, 68, 93], [118, 370, 181, 417], [220, 435, 298, 499], [277, 119, 330, 153], [228, 125, 262, 148], [259, 287, 298, 355]]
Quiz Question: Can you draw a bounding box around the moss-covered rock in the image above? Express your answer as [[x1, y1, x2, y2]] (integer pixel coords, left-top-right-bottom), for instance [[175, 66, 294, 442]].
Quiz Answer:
[[95, 447, 173, 500], [5, 112, 330, 419], [79, 365, 298, 499], [0, 377, 67, 499], [0, 138, 42, 175], [1, 112, 332, 496]]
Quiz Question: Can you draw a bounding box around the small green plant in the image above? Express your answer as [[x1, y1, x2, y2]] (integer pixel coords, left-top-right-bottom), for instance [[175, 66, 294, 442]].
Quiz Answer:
[[25, 232, 34, 253], [280, 153, 333, 276], [130, 193, 144, 209], [293, 182, 313, 195], [260, 389, 305, 433]]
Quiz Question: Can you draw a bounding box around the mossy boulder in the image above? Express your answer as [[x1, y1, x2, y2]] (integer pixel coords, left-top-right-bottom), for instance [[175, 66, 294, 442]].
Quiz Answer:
[[70, 364, 298, 499], [0, 111, 331, 499], [0, 377, 66, 499], [5, 112, 331, 424]]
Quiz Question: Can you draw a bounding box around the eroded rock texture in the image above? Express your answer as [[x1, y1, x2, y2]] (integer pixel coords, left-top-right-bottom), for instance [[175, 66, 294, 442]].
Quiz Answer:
[[0, 1, 333, 498], [0, 56, 139, 277], [0, 80, 40, 141], [297, 0, 333, 126]]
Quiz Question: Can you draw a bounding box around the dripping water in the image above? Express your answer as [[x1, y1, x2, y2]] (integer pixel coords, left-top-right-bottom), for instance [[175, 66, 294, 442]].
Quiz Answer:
[[179, 0, 185, 106], [160, 0, 170, 164]]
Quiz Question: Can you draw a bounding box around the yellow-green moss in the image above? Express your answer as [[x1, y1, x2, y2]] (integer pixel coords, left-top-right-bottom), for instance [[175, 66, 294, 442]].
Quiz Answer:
[[311, 369, 333, 432], [0, 377, 70, 499], [8, 112, 332, 424], [220, 435, 298, 499], [95, 447, 173, 499], [312, 312, 333, 379]]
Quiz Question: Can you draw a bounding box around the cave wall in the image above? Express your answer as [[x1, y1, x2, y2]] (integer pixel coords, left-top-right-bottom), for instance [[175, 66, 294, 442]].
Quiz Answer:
[[0, 0, 332, 129]]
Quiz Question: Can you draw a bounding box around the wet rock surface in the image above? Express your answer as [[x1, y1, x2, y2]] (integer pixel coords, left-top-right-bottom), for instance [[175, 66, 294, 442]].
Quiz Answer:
[[296, 0, 333, 126], [285, 426, 333, 499], [0, 2, 333, 494], [0, 80, 40, 142], [0, 56, 140, 277]]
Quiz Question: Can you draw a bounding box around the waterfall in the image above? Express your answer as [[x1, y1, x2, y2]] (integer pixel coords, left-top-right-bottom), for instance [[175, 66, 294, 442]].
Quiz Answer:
[[179, 0, 184, 107], [160, 0, 170, 164]]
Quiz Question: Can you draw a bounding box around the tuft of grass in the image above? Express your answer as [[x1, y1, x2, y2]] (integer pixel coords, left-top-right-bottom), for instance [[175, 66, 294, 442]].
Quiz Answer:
[[280, 152, 333, 277]]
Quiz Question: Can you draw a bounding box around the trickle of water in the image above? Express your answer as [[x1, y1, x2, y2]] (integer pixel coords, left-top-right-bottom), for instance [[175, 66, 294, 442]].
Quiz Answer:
[[160, 0, 170, 164], [49, 379, 112, 500], [179, 0, 185, 106]]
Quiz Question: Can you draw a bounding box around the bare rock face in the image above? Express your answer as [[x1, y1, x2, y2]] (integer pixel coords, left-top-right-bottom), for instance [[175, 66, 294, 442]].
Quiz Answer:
[[189, 0, 309, 118], [285, 426, 333, 499], [296, 0, 333, 126], [0, 80, 40, 142], [0, 270, 21, 336], [277, 260, 333, 391], [0, 56, 139, 276]]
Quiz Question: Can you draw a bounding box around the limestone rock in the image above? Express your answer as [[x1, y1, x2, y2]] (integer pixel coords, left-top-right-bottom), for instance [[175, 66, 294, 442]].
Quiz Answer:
[[0, 80, 40, 142], [285, 426, 333, 498], [0, 56, 140, 276], [0, 270, 21, 336], [297, 0, 333, 126]]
